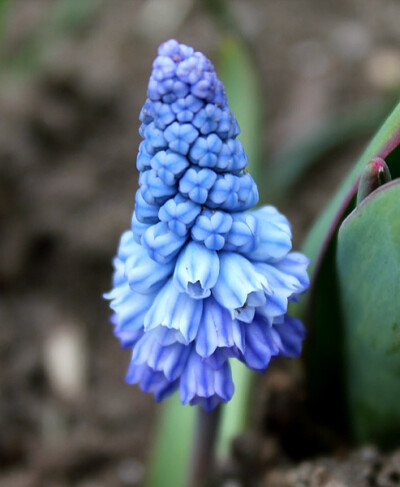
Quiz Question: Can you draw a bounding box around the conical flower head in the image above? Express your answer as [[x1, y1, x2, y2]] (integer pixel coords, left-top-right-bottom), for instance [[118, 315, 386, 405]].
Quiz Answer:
[[105, 39, 310, 411]]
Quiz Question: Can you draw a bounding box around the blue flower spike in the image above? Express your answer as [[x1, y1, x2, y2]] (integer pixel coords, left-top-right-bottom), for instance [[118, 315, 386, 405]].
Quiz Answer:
[[105, 40, 310, 411]]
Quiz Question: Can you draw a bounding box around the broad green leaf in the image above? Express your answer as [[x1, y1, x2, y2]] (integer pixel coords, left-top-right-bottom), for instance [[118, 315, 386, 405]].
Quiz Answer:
[[300, 100, 400, 435], [337, 180, 400, 446], [302, 100, 400, 284]]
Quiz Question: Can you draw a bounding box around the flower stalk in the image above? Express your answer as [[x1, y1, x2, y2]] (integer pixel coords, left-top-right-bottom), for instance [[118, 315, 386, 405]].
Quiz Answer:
[[188, 406, 222, 487]]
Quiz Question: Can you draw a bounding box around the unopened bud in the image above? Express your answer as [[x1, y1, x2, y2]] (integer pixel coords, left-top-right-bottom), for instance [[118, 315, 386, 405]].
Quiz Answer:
[[356, 157, 391, 205]]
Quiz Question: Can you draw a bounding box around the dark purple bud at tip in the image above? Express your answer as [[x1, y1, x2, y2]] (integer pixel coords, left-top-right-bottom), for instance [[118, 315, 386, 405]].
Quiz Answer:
[[356, 157, 392, 205]]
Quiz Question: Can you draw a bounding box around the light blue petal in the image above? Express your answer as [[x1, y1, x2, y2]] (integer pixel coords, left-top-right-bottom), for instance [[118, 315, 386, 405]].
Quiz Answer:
[[224, 214, 257, 252], [112, 289, 155, 348], [144, 280, 203, 343], [214, 361, 234, 401], [275, 252, 310, 292], [158, 195, 201, 237], [134, 190, 159, 224], [191, 210, 232, 251], [255, 262, 304, 318], [125, 241, 174, 293], [239, 316, 279, 371], [173, 241, 219, 299], [179, 350, 234, 410], [131, 328, 190, 381], [125, 362, 178, 402], [195, 297, 236, 357], [131, 213, 151, 243], [141, 222, 187, 264], [271, 315, 306, 358], [212, 252, 270, 312], [244, 206, 292, 262]]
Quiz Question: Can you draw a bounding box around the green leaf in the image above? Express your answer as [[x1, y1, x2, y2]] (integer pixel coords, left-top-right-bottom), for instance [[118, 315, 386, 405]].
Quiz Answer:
[[300, 100, 400, 434], [1, 0, 102, 75], [146, 394, 196, 487], [302, 100, 400, 283], [336, 180, 400, 447], [0, 0, 13, 54]]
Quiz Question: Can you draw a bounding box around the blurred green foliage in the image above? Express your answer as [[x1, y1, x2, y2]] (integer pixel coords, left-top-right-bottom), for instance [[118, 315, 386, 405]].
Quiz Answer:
[[0, 0, 102, 74]]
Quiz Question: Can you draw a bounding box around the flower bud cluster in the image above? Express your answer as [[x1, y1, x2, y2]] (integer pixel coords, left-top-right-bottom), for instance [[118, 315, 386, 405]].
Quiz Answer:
[[105, 40, 309, 411]]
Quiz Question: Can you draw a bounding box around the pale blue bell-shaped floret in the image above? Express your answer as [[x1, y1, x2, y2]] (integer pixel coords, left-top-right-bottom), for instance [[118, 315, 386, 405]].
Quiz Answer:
[[189, 133, 223, 168], [215, 108, 235, 139], [235, 172, 259, 210], [224, 213, 257, 252], [158, 38, 193, 59], [114, 230, 136, 266], [111, 289, 154, 349], [141, 221, 187, 264], [144, 280, 203, 344], [139, 169, 177, 205], [152, 55, 176, 81], [206, 173, 240, 209], [151, 101, 176, 130], [179, 349, 234, 411], [212, 252, 269, 321], [125, 362, 178, 402], [173, 241, 219, 299], [158, 194, 201, 237], [195, 297, 244, 358], [130, 328, 191, 382], [255, 261, 305, 318], [150, 150, 189, 186], [144, 122, 168, 153], [191, 209, 233, 251], [244, 206, 292, 262], [136, 141, 153, 171], [192, 104, 222, 135], [269, 315, 306, 358], [192, 70, 218, 101], [171, 94, 203, 123], [239, 315, 280, 371], [131, 212, 151, 243], [179, 167, 217, 204], [206, 172, 258, 211], [139, 100, 154, 124], [164, 122, 199, 155], [274, 252, 311, 290], [176, 52, 211, 84], [134, 189, 159, 223], [125, 240, 174, 294], [104, 232, 155, 348], [215, 139, 247, 172]]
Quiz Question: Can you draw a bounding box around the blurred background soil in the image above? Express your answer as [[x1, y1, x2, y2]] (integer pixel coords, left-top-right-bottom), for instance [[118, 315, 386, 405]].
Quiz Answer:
[[1, 1, 400, 486]]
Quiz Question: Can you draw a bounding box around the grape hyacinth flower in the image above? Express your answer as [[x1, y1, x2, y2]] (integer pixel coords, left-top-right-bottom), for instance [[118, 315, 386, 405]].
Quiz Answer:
[[105, 39, 310, 412]]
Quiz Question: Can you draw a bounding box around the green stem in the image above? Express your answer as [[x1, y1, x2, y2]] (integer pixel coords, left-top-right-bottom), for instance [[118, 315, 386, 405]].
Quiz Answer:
[[187, 406, 222, 487]]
